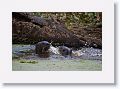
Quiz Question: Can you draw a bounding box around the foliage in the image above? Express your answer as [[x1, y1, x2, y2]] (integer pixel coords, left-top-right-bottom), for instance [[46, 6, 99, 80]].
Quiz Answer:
[[32, 12, 102, 29]]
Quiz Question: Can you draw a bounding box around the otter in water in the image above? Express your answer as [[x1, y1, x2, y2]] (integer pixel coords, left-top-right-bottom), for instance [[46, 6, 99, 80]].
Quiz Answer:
[[35, 41, 50, 58], [35, 41, 73, 58], [58, 46, 72, 57]]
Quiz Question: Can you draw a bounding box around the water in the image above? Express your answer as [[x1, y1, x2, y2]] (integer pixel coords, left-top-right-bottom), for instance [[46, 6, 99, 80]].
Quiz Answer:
[[12, 45, 102, 61], [12, 44, 102, 71]]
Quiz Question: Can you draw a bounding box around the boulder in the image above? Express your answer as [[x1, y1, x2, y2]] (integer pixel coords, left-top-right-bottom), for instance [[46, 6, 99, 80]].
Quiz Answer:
[[12, 13, 85, 48], [12, 12, 102, 49]]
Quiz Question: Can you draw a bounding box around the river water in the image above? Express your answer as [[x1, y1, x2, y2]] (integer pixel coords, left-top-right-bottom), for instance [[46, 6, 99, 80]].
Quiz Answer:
[[12, 45, 102, 71], [12, 45, 102, 60]]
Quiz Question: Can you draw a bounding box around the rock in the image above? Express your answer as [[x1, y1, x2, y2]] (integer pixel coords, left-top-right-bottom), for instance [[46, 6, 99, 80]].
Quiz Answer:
[[31, 16, 48, 26], [35, 41, 50, 58], [12, 12, 32, 22], [58, 46, 72, 56], [71, 27, 102, 49], [12, 13, 85, 48], [12, 12, 102, 49], [12, 12, 48, 26]]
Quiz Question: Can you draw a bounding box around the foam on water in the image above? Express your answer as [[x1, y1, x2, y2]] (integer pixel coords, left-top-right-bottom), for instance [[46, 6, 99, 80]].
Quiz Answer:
[[49, 46, 60, 54], [12, 45, 102, 60]]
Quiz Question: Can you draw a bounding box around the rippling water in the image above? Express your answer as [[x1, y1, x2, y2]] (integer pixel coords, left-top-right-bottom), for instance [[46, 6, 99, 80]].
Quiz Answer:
[[12, 45, 102, 61]]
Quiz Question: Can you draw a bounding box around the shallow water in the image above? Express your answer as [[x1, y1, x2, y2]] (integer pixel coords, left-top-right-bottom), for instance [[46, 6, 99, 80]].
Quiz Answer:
[[13, 59, 102, 71], [12, 44, 102, 71], [12, 45, 102, 60]]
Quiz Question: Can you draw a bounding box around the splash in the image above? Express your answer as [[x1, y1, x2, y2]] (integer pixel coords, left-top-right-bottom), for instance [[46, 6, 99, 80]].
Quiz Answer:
[[12, 45, 102, 60], [49, 45, 60, 54]]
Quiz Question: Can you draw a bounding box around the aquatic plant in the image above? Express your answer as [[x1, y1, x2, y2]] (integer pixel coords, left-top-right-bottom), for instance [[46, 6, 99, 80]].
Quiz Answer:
[[19, 60, 38, 64]]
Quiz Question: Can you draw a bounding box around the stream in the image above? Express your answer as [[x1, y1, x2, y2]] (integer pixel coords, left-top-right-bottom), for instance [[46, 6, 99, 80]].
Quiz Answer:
[[12, 44, 102, 71]]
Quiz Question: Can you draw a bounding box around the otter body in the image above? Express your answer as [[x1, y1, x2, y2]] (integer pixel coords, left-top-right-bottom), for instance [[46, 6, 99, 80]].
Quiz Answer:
[[35, 41, 50, 58], [58, 46, 72, 56], [35, 41, 72, 58]]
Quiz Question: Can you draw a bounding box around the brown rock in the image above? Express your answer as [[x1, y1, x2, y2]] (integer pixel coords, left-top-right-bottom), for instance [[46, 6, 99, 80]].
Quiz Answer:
[[12, 14, 85, 48], [12, 12, 102, 49], [71, 27, 102, 48]]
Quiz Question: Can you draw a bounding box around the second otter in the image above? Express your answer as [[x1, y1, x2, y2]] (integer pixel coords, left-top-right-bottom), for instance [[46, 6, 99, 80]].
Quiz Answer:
[[58, 46, 72, 57]]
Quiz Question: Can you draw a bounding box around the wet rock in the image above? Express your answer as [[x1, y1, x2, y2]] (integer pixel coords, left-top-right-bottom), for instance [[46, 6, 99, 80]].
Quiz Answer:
[[35, 41, 51, 58]]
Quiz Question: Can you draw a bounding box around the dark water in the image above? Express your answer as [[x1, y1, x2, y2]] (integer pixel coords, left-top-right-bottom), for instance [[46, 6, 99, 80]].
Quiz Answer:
[[12, 45, 102, 61]]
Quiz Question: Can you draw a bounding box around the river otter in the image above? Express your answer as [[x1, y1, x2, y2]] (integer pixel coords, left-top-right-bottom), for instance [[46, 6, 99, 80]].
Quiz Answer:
[[58, 46, 72, 57], [35, 41, 50, 58]]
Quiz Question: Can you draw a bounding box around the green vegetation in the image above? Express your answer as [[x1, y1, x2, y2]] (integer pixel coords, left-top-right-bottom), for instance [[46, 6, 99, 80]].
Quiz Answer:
[[20, 60, 38, 64], [32, 12, 102, 29]]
